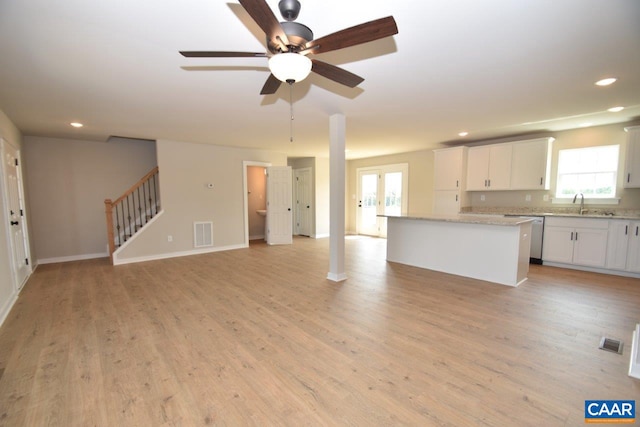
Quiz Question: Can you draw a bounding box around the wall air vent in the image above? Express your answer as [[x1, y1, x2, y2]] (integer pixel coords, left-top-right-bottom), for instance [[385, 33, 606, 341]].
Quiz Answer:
[[194, 222, 213, 248]]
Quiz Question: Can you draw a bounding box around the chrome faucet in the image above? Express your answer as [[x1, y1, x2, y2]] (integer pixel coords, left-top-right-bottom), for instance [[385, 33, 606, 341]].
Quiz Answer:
[[572, 193, 586, 215]]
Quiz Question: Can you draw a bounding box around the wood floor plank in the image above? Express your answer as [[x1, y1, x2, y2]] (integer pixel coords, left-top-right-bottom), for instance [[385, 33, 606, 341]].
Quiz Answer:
[[0, 237, 639, 426]]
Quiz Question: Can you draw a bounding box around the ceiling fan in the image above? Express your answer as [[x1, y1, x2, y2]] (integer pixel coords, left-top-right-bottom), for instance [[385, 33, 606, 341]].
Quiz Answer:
[[180, 0, 398, 95]]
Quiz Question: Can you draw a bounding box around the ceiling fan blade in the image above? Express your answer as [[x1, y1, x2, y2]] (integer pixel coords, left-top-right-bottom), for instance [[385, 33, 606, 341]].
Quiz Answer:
[[311, 60, 364, 88], [260, 73, 282, 95], [305, 16, 398, 55], [180, 51, 267, 58], [238, 0, 290, 51]]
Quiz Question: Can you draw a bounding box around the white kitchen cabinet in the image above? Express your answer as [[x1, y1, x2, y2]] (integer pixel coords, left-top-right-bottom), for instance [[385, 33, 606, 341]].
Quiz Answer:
[[434, 146, 466, 190], [432, 190, 461, 215], [607, 220, 640, 272], [623, 126, 640, 188], [607, 220, 631, 270], [543, 217, 608, 268], [510, 138, 553, 190], [627, 222, 640, 272], [466, 144, 512, 190], [433, 147, 468, 215]]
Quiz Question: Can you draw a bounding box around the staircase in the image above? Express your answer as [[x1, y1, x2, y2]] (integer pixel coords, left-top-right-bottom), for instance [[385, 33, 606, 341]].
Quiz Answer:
[[104, 166, 160, 262]]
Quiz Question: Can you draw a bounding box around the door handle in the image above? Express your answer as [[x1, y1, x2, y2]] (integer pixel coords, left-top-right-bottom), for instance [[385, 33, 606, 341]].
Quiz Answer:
[[10, 221, 19, 226], [288, 208, 291, 211], [306, 205, 310, 208]]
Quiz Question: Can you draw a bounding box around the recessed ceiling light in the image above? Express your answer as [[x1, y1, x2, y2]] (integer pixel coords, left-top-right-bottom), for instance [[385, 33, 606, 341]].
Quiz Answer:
[[70, 122, 83, 128], [608, 106, 624, 112], [458, 131, 469, 137], [595, 78, 617, 86], [580, 122, 593, 127]]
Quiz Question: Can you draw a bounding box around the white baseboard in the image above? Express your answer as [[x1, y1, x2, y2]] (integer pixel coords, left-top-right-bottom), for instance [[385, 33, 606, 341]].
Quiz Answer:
[[326, 272, 347, 282], [113, 243, 246, 266], [0, 292, 18, 328], [249, 234, 265, 240], [38, 252, 109, 265], [313, 233, 329, 239], [630, 324, 640, 379], [542, 261, 640, 279]]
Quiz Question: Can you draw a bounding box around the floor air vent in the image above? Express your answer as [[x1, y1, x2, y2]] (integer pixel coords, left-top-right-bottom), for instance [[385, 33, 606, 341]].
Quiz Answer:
[[194, 221, 213, 248], [599, 337, 623, 354]]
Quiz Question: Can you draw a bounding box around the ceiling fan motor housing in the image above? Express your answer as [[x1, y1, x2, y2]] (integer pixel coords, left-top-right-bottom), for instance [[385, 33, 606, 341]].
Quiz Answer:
[[277, 21, 313, 51]]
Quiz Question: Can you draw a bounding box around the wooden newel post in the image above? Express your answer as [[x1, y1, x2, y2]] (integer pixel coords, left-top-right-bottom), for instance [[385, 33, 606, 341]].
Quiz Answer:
[[104, 199, 115, 263]]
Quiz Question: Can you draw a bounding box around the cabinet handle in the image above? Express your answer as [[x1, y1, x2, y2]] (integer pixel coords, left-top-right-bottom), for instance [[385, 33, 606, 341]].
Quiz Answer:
[[540, 177, 543, 186], [456, 180, 459, 188], [636, 226, 639, 236], [575, 232, 578, 241], [626, 225, 628, 235], [488, 179, 491, 187], [570, 231, 574, 241], [628, 173, 631, 183], [455, 194, 458, 202], [484, 179, 487, 187]]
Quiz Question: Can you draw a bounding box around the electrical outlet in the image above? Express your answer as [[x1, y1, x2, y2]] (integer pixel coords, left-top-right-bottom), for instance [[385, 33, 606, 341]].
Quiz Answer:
[[167, 235, 173, 242], [543, 194, 550, 202], [480, 194, 485, 202], [525, 194, 531, 202]]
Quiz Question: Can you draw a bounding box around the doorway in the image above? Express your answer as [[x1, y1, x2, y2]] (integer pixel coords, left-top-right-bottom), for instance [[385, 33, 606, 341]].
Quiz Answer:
[[356, 163, 408, 237], [1, 138, 31, 290]]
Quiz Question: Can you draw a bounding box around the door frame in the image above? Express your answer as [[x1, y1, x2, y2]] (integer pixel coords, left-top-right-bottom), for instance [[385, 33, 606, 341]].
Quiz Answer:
[[242, 160, 271, 247], [0, 137, 32, 292]]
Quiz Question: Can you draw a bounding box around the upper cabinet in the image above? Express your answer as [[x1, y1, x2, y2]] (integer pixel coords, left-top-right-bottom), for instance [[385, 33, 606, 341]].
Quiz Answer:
[[433, 146, 468, 215], [510, 138, 554, 190], [623, 126, 640, 188], [466, 144, 512, 190], [434, 146, 467, 190]]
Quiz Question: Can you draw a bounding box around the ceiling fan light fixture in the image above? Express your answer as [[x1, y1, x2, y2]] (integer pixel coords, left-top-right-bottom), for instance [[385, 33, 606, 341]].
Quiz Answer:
[[269, 53, 312, 83]]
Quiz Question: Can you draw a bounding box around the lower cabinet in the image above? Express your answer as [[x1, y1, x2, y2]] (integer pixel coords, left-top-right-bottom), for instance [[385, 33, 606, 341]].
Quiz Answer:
[[543, 217, 608, 268], [606, 220, 640, 272]]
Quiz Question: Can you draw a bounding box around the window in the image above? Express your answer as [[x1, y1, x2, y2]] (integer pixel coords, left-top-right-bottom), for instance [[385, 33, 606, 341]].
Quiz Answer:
[[555, 145, 619, 199]]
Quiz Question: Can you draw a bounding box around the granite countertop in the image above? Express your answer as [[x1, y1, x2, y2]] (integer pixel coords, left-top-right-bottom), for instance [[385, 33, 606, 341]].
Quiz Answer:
[[381, 214, 533, 226], [460, 207, 640, 220]]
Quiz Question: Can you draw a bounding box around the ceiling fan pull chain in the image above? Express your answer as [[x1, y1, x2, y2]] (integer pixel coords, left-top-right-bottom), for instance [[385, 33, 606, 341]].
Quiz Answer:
[[289, 81, 294, 142]]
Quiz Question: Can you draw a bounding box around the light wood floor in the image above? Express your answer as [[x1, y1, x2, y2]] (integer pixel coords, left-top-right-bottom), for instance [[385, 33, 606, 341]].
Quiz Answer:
[[0, 236, 639, 426]]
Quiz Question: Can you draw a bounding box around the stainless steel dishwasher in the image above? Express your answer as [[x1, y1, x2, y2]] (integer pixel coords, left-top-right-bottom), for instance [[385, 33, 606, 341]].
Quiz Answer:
[[506, 215, 544, 264]]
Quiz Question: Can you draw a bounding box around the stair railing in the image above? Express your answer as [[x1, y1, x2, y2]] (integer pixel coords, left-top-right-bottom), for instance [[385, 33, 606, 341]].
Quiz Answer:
[[104, 166, 160, 261]]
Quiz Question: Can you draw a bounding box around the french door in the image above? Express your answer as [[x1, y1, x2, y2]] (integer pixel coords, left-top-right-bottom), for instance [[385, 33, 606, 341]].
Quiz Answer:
[[356, 164, 408, 237]]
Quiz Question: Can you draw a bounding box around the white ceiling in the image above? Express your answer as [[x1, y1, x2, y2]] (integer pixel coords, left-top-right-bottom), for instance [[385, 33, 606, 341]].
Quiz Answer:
[[1, 0, 639, 159]]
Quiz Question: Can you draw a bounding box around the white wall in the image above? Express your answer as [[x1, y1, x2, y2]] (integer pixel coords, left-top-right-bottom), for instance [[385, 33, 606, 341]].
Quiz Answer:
[[22, 136, 157, 263], [0, 110, 24, 325], [114, 139, 287, 263]]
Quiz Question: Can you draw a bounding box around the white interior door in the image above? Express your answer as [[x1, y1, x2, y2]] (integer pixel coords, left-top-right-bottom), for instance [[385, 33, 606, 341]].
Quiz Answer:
[[294, 168, 311, 237], [266, 166, 292, 245], [2, 140, 31, 289]]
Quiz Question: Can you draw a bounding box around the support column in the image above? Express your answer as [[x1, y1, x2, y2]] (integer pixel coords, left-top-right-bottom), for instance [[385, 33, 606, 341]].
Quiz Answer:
[[327, 114, 347, 282]]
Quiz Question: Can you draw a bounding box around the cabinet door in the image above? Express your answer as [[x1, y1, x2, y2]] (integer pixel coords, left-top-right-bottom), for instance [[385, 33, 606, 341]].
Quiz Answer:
[[542, 226, 574, 263], [434, 148, 463, 190], [572, 228, 608, 267], [510, 139, 551, 190], [466, 146, 490, 190], [432, 190, 460, 215], [606, 221, 630, 270], [487, 144, 512, 190], [624, 127, 640, 188], [627, 222, 640, 272]]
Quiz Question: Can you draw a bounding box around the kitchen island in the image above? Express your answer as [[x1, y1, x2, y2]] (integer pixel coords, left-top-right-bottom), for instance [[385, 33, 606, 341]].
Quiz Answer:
[[383, 214, 533, 286]]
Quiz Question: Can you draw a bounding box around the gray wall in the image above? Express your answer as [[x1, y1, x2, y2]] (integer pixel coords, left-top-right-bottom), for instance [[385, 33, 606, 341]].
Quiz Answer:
[[22, 136, 157, 262], [114, 139, 287, 262]]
